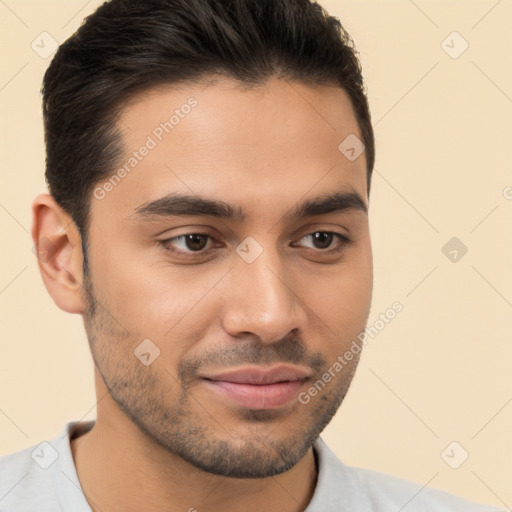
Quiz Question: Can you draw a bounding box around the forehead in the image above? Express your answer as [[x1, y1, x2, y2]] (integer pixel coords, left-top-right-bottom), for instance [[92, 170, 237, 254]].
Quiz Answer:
[[91, 77, 368, 226]]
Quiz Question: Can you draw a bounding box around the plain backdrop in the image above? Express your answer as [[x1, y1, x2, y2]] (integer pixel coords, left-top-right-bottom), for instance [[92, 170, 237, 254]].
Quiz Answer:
[[0, 0, 511, 508]]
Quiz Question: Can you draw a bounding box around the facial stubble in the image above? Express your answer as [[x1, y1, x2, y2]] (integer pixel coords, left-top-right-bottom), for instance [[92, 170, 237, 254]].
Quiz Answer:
[[80, 265, 361, 478]]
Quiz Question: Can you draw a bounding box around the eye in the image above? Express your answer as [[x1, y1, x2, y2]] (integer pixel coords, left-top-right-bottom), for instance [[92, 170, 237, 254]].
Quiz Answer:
[[160, 233, 214, 257], [294, 231, 351, 253], [159, 230, 352, 260]]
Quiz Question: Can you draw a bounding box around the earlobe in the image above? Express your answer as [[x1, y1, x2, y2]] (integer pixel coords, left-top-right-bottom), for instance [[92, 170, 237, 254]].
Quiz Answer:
[[32, 193, 87, 314]]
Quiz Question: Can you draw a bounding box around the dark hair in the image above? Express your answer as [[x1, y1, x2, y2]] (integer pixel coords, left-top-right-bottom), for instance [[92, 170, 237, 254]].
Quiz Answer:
[[42, 0, 374, 254]]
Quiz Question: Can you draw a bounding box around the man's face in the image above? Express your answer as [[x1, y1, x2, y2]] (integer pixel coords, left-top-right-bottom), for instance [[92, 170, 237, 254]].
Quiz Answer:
[[82, 77, 373, 478]]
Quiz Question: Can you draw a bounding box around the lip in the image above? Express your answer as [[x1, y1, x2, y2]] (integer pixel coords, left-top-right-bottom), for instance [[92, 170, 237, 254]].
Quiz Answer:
[[201, 365, 311, 410], [202, 365, 312, 384]]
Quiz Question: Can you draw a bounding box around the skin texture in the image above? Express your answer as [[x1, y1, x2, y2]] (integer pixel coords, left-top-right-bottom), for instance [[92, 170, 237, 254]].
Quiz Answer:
[[32, 76, 373, 512]]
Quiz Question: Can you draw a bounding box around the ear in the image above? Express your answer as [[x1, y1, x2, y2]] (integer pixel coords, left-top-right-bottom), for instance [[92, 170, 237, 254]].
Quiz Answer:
[[32, 193, 86, 314]]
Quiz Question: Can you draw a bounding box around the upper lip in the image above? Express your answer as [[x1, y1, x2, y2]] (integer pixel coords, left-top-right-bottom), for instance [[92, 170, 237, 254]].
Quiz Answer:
[[202, 365, 312, 385]]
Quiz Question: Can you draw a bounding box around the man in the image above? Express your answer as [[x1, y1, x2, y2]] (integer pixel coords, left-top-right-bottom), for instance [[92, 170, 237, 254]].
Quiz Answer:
[[0, 0, 504, 510]]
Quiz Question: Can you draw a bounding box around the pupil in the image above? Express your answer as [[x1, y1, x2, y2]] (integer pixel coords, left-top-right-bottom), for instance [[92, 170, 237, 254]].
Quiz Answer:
[[314, 232, 332, 249]]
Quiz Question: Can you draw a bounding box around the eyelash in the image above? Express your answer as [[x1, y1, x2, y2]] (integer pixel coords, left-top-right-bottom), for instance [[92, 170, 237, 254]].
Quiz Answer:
[[159, 231, 352, 259]]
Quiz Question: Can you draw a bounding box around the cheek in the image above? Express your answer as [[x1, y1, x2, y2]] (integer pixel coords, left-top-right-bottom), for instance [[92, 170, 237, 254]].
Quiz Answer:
[[302, 243, 372, 352], [89, 224, 372, 348], [305, 244, 373, 314], [89, 240, 222, 352]]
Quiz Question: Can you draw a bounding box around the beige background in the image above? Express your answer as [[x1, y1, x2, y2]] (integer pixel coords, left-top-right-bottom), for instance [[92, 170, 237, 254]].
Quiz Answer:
[[1, 0, 511, 508]]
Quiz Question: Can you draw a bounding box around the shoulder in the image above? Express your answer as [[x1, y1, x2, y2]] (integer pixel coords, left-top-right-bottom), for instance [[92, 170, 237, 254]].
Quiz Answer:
[[308, 437, 505, 512], [0, 440, 60, 510], [351, 465, 503, 512], [0, 421, 93, 512]]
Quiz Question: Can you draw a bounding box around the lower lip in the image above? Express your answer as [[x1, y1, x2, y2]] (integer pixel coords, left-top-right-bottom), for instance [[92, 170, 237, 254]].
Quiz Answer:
[[203, 379, 306, 409]]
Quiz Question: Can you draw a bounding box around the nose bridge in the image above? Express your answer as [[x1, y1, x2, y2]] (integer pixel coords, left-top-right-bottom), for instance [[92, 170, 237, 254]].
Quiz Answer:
[[221, 241, 307, 342]]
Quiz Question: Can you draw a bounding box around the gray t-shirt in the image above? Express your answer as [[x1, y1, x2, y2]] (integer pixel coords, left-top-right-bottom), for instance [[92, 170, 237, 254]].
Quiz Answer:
[[0, 421, 504, 511]]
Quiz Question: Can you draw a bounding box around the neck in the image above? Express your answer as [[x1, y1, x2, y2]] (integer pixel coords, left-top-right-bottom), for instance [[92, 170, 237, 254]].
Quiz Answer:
[[70, 384, 318, 512]]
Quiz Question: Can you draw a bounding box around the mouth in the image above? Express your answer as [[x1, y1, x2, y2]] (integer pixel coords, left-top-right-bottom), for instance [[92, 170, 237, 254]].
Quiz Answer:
[[200, 365, 311, 410]]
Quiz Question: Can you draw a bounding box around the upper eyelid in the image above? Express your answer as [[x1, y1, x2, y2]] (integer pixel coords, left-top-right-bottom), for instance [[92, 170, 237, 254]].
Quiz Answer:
[[166, 233, 216, 247], [162, 222, 351, 240], [294, 232, 350, 247], [163, 230, 348, 241]]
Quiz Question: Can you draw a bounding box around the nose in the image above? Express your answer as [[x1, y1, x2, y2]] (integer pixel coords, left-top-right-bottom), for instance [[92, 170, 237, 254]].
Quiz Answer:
[[220, 245, 309, 344]]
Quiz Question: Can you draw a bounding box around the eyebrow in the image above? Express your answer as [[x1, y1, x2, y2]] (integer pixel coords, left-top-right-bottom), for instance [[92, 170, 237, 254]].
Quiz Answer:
[[132, 190, 367, 223]]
